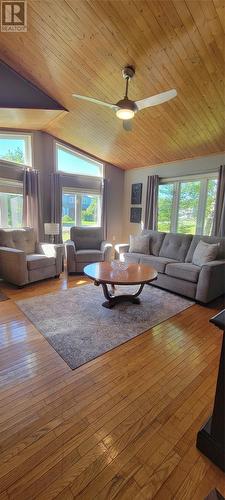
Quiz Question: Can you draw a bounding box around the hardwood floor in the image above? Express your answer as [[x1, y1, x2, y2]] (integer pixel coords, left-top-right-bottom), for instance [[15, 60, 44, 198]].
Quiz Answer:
[[0, 273, 224, 499]]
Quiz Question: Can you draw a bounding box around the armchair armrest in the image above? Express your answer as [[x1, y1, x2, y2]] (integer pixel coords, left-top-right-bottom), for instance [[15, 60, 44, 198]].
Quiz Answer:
[[37, 243, 64, 274], [65, 240, 76, 273], [0, 246, 28, 286], [196, 260, 225, 303], [64, 240, 76, 251], [100, 240, 113, 261], [115, 243, 129, 260]]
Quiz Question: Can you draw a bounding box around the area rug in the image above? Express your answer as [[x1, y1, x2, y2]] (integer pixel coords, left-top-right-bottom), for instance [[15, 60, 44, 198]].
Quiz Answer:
[[0, 291, 9, 302], [16, 285, 194, 370]]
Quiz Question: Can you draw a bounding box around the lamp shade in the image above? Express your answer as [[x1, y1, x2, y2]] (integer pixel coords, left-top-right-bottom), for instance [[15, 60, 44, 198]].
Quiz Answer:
[[44, 223, 60, 236]]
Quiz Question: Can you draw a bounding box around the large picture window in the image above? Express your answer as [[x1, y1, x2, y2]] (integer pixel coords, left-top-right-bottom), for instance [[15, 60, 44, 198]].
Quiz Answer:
[[0, 179, 23, 228], [62, 189, 102, 241], [158, 175, 217, 236], [0, 133, 32, 166], [56, 143, 103, 178]]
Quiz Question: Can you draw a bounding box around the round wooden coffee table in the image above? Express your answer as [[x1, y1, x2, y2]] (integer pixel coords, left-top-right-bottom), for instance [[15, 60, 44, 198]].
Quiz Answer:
[[84, 261, 158, 308]]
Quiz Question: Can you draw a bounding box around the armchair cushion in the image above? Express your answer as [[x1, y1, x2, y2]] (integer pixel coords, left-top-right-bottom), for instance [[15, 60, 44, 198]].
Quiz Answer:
[[0, 227, 36, 254], [26, 254, 56, 270], [70, 227, 103, 250], [76, 250, 104, 263], [37, 242, 64, 275]]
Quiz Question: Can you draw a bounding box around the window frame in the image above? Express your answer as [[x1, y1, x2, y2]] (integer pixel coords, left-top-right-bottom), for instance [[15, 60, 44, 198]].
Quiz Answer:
[[55, 142, 104, 179], [0, 177, 23, 228], [158, 172, 218, 235], [0, 132, 32, 167], [62, 187, 102, 239]]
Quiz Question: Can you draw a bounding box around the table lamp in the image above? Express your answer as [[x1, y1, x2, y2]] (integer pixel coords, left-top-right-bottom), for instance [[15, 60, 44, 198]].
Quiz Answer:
[[44, 223, 60, 244]]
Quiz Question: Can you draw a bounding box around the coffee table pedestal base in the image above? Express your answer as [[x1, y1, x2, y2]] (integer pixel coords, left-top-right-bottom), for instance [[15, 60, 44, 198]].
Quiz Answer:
[[95, 282, 145, 309]]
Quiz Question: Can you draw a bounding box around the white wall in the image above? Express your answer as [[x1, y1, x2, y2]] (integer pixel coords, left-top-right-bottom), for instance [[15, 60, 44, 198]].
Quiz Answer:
[[123, 152, 225, 242]]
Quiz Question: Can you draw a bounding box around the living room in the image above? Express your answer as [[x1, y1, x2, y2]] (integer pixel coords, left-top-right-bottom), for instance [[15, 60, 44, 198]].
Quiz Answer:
[[0, 0, 225, 499]]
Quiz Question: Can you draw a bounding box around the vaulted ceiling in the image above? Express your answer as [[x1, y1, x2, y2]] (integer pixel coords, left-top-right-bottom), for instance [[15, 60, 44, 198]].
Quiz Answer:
[[0, 0, 224, 169]]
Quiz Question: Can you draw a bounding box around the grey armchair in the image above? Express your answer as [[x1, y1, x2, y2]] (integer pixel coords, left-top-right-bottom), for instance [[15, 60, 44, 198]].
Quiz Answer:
[[66, 227, 113, 274], [0, 227, 64, 286]]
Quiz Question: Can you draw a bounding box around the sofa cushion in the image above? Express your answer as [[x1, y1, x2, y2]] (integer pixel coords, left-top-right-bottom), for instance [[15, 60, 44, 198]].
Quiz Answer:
[[26, 254, 55, 270], [123, 252, 143, 264], [0, 227, 36, 254], [185, 235, 225, 262], [165, 262, 200, 283], [192, 240, 219, 266], [151, 272, 197, 300], [129, 234, 149, 254], [76, 249, 104, 263], [70, 227, 103, 250], [159, 233, 192, 262], [140, 255, 178, 274], [141, 230, 166, 256]]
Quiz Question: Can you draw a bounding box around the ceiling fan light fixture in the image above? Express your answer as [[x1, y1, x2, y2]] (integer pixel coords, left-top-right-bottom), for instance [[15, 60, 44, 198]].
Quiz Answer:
[[115, 98, 137, 120], [116, 108, 135, 120]]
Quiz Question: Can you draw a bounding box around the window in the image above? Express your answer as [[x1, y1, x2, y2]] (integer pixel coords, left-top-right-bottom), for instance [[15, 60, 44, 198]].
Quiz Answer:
[[158, 175, 217, 236], [158, 183, 175, 232], [62, 189, 102, 241], [0, 133, 32, 166], [56, 143, 103, 177], [177, 180, 201, 234], [0, 179, 23, 228]]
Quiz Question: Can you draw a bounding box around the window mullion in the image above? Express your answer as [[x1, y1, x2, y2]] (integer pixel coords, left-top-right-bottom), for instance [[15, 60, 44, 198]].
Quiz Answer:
[[76, 194, 81, 226], [171, 182, 180, 233], [196, 179, 207, 235]]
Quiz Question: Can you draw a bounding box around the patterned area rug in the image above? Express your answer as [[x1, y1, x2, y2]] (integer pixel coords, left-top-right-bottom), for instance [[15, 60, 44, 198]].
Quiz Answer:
[[0, 291, 9, 302], [16, 284, 194, 369]]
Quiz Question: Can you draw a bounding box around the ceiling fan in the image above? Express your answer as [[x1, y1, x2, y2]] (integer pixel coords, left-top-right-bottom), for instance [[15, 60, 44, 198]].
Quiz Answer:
[[72, 66, 177, 131]]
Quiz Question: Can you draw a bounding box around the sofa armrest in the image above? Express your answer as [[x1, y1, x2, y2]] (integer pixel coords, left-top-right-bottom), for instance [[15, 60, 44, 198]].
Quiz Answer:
[[0, 246, 28, 286], [100, 240, 113, 261], [65, 240, 76, 273], [115, 243, 129, 260], [37, 243, 64, 274], [196, 260, 225, 303]]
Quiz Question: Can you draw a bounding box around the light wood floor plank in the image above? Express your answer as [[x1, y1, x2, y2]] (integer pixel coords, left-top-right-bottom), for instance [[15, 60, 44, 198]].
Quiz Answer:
[[0, 274, 224, 499]]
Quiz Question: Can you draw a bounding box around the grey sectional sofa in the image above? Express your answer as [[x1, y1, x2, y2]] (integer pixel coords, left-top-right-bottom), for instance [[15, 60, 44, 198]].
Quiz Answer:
[[116, 231, 225, 304]]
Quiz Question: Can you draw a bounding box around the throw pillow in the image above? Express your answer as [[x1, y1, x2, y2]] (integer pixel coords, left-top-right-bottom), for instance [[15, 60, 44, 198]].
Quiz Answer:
[[192, 240, 219, 266], [129, 234, 150, 254]]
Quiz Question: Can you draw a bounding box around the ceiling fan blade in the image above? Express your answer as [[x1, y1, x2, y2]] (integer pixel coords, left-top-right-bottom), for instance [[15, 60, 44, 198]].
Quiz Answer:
[[72, 94, 117, 109], [123, 120, 132, 132], [135, 89, 177, 111]]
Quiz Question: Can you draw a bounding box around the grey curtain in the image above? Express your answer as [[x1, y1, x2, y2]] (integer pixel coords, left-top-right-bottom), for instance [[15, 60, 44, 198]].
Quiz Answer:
[[51, 173, 63, 243], [23, 168, 42, 240], [144, 175, 159, 230], [212, 165, 225, 237], [101, 178, 108, 240]]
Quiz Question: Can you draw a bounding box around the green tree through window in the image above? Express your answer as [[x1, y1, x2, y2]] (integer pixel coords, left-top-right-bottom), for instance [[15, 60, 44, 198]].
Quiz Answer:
[[158, 183, 174, 232], [177, 181, 200, 234], [157, 177, 217, 236], [2, 147, 24, 164]]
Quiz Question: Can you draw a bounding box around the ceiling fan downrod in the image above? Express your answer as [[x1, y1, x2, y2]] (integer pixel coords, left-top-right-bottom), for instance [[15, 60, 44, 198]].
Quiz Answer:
[[122, 66, 135, 99]]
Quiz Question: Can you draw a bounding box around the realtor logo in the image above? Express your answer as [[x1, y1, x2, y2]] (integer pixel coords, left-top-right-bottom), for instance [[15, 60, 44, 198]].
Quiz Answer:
[[1, 0, 27, 31]]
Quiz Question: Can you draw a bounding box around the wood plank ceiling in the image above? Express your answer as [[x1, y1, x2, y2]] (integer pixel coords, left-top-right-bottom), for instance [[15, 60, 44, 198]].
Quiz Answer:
[[0, 0, 224, 169]]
